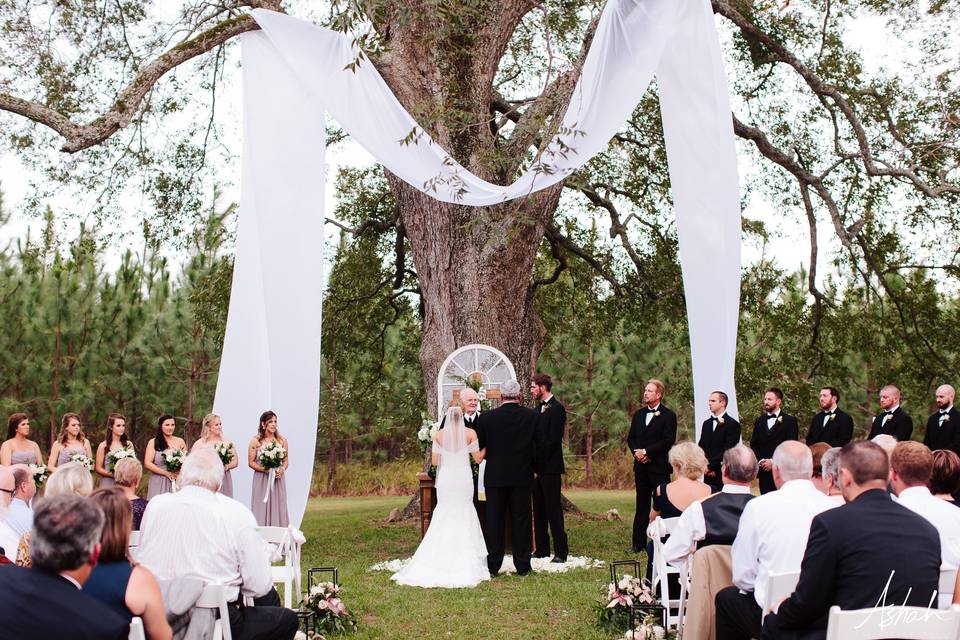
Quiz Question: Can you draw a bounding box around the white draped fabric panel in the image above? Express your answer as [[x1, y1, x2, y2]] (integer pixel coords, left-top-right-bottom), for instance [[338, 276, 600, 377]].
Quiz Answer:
[[216, 0, 740, 524]]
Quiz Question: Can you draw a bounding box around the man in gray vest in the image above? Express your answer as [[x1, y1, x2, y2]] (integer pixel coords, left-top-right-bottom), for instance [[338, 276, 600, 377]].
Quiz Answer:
[[663, 444, 758, 566]]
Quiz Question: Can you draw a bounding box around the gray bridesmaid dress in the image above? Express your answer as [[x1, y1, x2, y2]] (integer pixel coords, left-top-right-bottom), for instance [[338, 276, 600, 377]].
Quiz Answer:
[[251, 446, 289, 527], [220, 467, 234, 498], [98, 446, 116, 488], [11, 450, 36, 466], [57, 447, 86, 466], [147, 451, 174, 499]]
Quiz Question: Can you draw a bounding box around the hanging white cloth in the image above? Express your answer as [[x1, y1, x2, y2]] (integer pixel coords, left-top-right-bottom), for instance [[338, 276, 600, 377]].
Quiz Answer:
[[216, 0, 741, 525]]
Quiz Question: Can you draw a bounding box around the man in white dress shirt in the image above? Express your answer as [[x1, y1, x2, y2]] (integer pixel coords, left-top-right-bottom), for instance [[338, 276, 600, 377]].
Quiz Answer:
[[4, 464, 36, 537], [714, 441, 838, 640], [139, 449, 297, 640], [663, 445, 758, 567], [891, 440, 960, 604], [0, 466, 19, 562]]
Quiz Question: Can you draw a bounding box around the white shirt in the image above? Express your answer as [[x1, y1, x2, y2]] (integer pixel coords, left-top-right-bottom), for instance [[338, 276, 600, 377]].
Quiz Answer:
[[731, 479, 838, 608], [0, 521, 18, 562], [822, 406, 838, 426], [896, 486, 960, 571], [5, 497, 33, 537], [939, 407, 954, 424], [61, 574, 82, 590], [765, 410, 781, 430], [645, 404, 661, 427], [881, 405, 900, 422], [663, 484, 752, 566], [138, 485, 273, 602]]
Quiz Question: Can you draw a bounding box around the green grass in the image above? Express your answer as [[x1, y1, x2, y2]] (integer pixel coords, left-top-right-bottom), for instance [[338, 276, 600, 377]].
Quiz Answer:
[[298, 490, 643, 639]]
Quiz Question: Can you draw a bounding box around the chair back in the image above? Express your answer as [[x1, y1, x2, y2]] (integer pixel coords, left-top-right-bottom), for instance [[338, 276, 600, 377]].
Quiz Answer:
[[939, 567, 957, 601], [128, 530, 142, 547], [648, 516, 682, 629], [256, 526, 290, 547], [128, 617, 145, 640], [763, 570, 801, 616], [195, 583, 232, 640], [825, 604, 960, 640]]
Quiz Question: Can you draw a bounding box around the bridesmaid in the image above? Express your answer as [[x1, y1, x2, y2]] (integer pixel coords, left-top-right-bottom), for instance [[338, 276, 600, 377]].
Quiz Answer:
[[0, 413, 42, 467], [48, 413, 93, 471], [144, 414, 186, 499], [248, 410, 289, 526], [94, 414, 133, 487], [191, 413, 238, 497]]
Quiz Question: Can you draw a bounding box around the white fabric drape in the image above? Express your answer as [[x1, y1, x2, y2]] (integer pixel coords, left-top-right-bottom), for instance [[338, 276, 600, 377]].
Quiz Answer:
[[216, 0, 741, 523]]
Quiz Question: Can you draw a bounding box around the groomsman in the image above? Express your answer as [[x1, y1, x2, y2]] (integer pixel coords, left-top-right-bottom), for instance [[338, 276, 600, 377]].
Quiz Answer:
[[867, 384, 913, 441], [750, 387, 799, 494], [698, 391, 740, 492], [923, 384, 960, 455], [627, 379, 677, 553], [806, 386, 854, 447], [530, 373, 569, 563]]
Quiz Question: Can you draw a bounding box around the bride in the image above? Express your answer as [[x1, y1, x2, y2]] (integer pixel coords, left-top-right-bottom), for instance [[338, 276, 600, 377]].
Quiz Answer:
[[392, 406, 490, 588]]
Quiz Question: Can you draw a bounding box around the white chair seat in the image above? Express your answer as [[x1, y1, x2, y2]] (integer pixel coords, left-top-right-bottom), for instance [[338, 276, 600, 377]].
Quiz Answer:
[[763, 570, 800, 621], [195, 583, 232, 640]]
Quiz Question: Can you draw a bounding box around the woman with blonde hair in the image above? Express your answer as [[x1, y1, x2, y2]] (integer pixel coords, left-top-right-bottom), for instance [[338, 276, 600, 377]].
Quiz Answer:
[[114, 457, 149, 530], [47, 413, 93, 471], [15, 461, 94, 567], [191, 413, 238, 497], [649, 441, 712, 521]]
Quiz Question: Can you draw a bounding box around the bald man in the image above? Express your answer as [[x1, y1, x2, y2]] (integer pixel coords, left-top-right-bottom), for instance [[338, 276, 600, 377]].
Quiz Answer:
[[867, 384, 913, 442], [923, 384, 960, 455]]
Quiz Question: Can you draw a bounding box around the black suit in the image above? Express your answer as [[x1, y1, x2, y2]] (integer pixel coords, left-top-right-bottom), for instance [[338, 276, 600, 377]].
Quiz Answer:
[[532, 396, 568, 559], [805, 408, 854, 447], [867, 406, 913, 441], [626, 405, 677, 550], [762, 489, 940, 640], [923, 407, 960, 455], [750, 412, 799, 494], [698, 413, 741, 491], [0, 565, 129, 640], [476, 402, 544, 575]]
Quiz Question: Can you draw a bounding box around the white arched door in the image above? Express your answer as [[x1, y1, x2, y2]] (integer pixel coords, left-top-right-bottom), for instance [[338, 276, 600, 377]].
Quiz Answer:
[[436, 344, 517, 417]]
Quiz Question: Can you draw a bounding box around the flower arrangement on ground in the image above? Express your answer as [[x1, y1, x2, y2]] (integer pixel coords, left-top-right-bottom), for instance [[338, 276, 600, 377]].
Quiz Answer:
[[258, 441, 286, 469], [214, 441, 235, 466], [69, 452, 94, 471], [161, 448, 186, 473], [302, 581, 357, 635], [29, 463, 49, 487], [595, 574, 663, 635], [106, 447, 136, 473]]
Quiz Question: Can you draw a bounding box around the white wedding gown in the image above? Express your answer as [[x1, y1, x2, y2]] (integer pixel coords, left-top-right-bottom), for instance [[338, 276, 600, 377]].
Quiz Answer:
[[392, 429, 490, 588]]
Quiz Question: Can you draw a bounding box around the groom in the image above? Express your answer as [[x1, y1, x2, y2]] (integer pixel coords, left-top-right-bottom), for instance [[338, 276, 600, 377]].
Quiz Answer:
[[475, 379, 544, 576]]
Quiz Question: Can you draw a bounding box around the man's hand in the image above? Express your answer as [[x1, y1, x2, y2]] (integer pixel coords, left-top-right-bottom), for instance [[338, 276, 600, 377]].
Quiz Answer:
[[760, 459, 772, 472], [705, 470, 716, 477], [634, 449, 644, 462]]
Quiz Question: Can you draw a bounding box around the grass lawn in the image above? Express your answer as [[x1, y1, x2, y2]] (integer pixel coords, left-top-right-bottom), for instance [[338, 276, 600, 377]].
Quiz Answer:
[[298, 490, 642, 639]]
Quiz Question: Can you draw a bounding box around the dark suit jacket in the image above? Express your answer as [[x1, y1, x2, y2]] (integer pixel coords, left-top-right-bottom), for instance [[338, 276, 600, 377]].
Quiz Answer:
[[626, 405, 678, 476], [923, 407, 960, 454], [750, 412, 799, 460], [805, 408, 854, 447], [773, 489, 940, 634], [698, 413, 741, 477], [476, 402, 543, 487], [867, 407, 913, 441], [0, 565, 129, 640], [535, 396, 567, 475]]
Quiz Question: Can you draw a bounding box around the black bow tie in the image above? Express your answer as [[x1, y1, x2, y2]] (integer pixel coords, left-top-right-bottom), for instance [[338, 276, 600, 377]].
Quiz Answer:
[[940, 411, 950, 415], [884, 410, 894, 416], [766, 413, 777, 419], [824, 410, 834, 416]]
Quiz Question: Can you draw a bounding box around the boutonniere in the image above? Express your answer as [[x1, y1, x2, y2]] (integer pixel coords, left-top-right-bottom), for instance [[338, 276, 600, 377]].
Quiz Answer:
[[540, 404, 549, 414], [944, 415, 952, 423], [776, 416, 783, 424], [717, 416, 725, 425], [829, 414, 836, 422], [654, 410, 661, 417]]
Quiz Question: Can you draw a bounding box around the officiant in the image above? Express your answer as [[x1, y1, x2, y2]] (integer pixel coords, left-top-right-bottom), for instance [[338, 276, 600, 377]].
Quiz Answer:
[[439, 387, 485, 527]]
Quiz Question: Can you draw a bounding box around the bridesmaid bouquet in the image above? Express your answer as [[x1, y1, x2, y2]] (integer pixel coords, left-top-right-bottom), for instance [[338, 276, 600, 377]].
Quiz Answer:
[[107, 447, 136, 473], [258, 441, 286, 469], [69, 452, 94, 471], [214, 441, 235, 466], [302, 581, 358, 634], [161, 448, 186, 473], [29, 463, 49, 488]]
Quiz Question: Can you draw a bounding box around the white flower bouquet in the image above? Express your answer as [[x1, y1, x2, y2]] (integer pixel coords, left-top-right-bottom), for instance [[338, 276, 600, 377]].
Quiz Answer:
[[69, 452, 94, 471], [161, 448, 186, 473], [107, 447, 135, 473], [30, 463, 49, 487], [301, 581, 357, 634], [416, 417, 440, 449], [258, 441, 286, 470], [214, 441, 235, 466]]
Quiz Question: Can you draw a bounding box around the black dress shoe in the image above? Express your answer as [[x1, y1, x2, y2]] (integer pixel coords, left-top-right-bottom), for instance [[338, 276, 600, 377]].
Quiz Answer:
[[629, 547, 643, 554], [533, 552, 550, 559], [550, 556, 567, 563], [516, 570, 531, 576]]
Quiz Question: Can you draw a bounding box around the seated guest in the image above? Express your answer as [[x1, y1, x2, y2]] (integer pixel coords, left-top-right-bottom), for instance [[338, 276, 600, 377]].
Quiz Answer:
[[16, 461, 94, 567], [650, 441, 712, 520], [663, 445, 758, 567], [763, 441, 941, 639], [0, 495, 129, 639], [114, 457, 149, 530], [871, 433, 897, 459], [0, 466, 17, 562], [930, 449, 960, 505], [138, 449, 298, 640], [84, 488, 171, 640], [715, 441, 838, 640], [808, 443, 830, 494], [819, 447, 844, 505], [5, 464, 36, 537]]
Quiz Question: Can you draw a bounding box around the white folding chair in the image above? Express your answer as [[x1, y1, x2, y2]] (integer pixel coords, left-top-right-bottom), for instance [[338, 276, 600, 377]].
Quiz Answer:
[[825, 604, 960, 640], [195, 583, 232, 640], [939, 567, 957, 609], [256, 526, 295, 608], [762, 569, 801, 621], [647, 516, 683, 629], [128, 617, 146, 640], [128, 530, 141, 562]]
